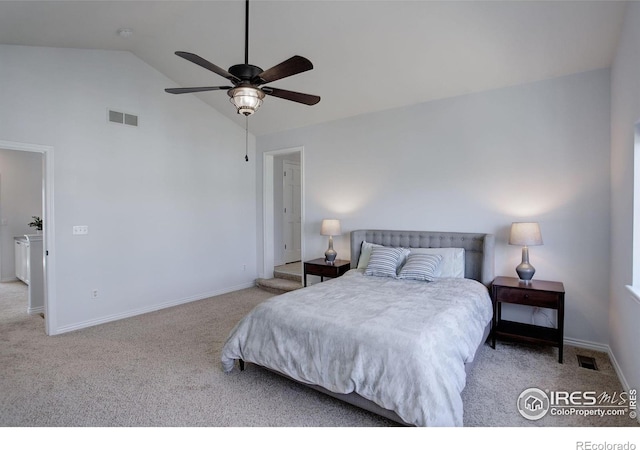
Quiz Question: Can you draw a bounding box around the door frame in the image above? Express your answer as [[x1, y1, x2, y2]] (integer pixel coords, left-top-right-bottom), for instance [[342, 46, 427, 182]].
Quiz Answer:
[[263, 146, 304, 278], [0, 139, 56, 335]]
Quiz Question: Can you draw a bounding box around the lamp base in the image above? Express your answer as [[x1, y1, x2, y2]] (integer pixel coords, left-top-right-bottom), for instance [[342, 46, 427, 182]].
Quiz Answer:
[[325, 235, 337, 264], [325, 249, 337, 265], [515, 246, 535, 283], [515, 264, 535, 283]]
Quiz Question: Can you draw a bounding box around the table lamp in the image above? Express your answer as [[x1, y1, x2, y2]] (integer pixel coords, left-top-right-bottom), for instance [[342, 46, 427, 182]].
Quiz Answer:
[[509, 222, 543, 283], [321, 219, 341, 264]]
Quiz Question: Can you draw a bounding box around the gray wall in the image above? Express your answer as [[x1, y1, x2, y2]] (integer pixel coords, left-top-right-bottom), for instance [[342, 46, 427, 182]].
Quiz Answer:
[[0, 148, 43, 281], [610, 1, 640, 394], [0, 44, 257, 333], [257, 68, 611, 346]]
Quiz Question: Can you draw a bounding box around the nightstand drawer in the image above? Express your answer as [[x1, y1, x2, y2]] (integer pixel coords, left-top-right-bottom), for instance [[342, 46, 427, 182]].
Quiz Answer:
[[496, 287, 559, 308], [306, 263, 339, 277]]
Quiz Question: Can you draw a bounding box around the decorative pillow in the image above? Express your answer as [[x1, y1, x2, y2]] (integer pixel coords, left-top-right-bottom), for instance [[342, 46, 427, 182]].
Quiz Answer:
[[364, 246, 409, 278], [356, 241, 383, 270], [397, 253, 443, 282], [408, 247, 465, 278]]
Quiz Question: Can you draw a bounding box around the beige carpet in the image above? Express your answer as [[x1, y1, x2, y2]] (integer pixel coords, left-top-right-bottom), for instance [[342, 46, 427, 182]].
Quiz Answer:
[[0, 280, 637, 428]]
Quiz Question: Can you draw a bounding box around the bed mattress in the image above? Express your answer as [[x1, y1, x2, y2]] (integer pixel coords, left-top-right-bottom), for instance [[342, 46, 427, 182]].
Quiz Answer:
[[221, 269, 493, 426]]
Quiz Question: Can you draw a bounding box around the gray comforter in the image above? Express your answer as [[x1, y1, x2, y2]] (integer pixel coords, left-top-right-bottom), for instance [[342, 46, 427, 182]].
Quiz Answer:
[[221, 269, 493, 426]]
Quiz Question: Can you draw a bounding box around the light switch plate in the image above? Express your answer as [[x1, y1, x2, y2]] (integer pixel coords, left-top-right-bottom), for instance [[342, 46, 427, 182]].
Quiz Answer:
[[72, 225, 88, 235]]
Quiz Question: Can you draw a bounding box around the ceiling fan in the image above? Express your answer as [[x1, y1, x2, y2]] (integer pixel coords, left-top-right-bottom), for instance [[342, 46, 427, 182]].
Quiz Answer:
[[165, 0, 320, 117]]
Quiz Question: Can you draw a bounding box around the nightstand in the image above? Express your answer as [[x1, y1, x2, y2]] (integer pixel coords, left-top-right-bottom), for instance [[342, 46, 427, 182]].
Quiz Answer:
[[491, 276, 565, 363], [303, 258, 351, 287]]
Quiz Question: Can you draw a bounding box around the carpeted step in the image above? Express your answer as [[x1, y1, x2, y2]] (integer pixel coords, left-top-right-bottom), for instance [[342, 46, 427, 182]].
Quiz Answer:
[[272, 268, 302, 283], [255, 277, 303, 295]]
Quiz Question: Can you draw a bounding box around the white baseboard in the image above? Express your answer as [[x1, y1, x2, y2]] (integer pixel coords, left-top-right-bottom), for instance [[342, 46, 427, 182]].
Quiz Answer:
[[565, 336, 633, 395], [1, 276, 20, 283], [605, 346, 633, 394], [605, 347, 640, 425], [564, 336, 610, 353], [28, 306, 44, 315], [51, 281, 256, 335]]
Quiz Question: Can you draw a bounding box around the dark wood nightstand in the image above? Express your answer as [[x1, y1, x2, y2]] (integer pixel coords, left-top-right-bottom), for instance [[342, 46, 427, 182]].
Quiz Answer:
[[491, 276, 565, 363], [303, 258, 351, 287]]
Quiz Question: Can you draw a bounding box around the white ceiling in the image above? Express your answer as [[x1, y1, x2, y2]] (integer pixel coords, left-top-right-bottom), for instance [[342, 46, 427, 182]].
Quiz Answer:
[[0, 0, 627, 136]]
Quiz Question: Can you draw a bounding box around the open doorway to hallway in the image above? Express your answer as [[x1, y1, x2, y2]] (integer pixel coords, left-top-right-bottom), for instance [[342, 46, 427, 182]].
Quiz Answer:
[[0, 148, 44, 318], [0, 140, 54, 335]]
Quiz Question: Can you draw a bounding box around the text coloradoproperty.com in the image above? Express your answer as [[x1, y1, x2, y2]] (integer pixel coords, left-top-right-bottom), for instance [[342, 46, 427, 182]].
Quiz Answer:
[[551, 407, 629, 417]]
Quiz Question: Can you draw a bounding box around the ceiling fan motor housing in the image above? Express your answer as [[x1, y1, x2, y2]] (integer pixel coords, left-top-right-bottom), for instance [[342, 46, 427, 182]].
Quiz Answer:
[[227, 64, 267, 116], [228, 64, 264, 83]]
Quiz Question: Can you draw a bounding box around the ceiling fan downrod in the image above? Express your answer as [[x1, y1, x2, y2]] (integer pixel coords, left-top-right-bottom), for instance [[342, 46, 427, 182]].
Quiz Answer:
[[244, 0, 249, 65]]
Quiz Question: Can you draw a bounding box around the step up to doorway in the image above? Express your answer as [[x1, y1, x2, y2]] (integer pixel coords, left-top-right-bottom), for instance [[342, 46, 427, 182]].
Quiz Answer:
[[256, 262, 303, 295], [273, 266, 302, 283], [255, 277, 303, 295]]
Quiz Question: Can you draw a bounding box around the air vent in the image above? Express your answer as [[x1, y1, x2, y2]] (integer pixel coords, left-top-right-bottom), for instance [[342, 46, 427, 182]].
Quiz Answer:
[[108, 109, 138, 127], [124, 114, 138, 126], [577, 355, 598, 370]]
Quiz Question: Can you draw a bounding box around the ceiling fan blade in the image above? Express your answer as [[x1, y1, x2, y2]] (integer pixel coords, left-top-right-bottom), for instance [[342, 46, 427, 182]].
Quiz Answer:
[[165, 86, 232, 94], [262, 87, 320, 105], [175, 51, 241, 83], [255, 56, 313, 84]]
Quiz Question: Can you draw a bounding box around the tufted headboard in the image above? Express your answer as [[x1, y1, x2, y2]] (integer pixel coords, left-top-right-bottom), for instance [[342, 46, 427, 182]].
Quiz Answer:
[[350, 229, 495, 286]]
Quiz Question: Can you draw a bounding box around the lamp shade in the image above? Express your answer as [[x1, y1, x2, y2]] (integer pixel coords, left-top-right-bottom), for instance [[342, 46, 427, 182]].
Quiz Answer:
[[320, 219, 341, 236], [509, 222, 543, 246]]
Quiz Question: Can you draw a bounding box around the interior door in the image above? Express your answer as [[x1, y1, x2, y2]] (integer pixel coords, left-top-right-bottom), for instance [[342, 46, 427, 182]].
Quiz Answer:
[[282, 161, 301, 263]]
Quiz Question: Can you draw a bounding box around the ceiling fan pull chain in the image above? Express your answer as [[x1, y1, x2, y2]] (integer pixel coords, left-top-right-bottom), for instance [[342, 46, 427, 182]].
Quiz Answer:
[[245, 116, 249, 162]]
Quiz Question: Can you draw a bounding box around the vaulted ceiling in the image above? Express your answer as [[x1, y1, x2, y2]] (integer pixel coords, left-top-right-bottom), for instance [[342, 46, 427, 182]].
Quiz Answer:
[[0, 1, 627, 135]]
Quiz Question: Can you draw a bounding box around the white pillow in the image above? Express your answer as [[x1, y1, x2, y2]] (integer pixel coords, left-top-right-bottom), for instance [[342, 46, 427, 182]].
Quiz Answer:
[[397, 253, 443, 282], [409, 247, 465, 278], [356, 241, 382, 269]]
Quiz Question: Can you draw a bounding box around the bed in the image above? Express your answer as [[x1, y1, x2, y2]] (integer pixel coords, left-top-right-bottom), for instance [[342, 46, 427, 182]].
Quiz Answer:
[[221, 229, 495, 426]]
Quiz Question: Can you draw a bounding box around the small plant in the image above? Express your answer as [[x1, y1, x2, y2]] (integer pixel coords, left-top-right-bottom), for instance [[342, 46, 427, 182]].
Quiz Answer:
[[28, 216, 43, 231]]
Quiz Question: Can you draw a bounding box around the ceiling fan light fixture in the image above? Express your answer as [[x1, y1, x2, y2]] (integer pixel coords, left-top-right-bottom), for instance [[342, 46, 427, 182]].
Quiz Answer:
[[228, 86, 265, 116]]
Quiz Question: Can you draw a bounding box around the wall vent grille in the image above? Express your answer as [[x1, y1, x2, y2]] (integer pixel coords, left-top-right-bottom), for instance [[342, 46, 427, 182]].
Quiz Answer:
[[108, 109, 138, 127]]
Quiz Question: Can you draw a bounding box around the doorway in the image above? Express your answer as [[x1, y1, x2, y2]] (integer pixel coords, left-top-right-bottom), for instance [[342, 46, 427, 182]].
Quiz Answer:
[[263, 147, 304, 279], [0, 140, 55, 335]]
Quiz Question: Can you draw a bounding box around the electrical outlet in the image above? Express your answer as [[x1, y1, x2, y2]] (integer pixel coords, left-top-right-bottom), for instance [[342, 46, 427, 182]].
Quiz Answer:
[[91, 289, 98, 299], [73, 225, 89, 235]]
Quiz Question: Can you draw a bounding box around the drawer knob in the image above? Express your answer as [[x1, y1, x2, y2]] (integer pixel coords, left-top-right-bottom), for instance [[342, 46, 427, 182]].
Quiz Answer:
[[524, 294, 529, 299]]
